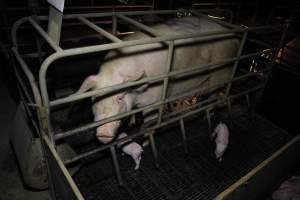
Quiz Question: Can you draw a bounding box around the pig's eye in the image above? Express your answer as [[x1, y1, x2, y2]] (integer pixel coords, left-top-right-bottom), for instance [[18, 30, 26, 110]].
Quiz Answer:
[[114, 95, 124, 104]]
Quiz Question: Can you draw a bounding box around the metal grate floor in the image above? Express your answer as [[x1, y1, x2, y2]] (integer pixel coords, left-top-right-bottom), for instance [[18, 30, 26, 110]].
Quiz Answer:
[[73, 106, 293, 200]]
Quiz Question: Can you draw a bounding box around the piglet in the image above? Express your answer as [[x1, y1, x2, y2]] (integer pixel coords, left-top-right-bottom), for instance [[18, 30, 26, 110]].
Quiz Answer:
[[117, 132, 143, 170], [211, 122, 229, 162], [272, 176, 300, 200]]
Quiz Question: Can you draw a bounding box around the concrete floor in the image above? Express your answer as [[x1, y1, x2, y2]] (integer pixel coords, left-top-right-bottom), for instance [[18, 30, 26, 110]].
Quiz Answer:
[[0, 81, 50, 200]]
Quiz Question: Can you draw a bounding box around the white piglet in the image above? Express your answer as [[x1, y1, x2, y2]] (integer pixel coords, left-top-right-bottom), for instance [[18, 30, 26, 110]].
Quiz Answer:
[[211, 122, 230, 162], [117, 133, 143, 170]]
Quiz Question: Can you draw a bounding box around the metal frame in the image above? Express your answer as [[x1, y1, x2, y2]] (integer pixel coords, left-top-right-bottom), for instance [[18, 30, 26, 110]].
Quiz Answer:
[[11, 9, 288, 198]]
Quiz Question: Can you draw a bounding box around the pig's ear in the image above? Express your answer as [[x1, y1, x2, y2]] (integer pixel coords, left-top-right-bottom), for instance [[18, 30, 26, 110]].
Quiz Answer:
[[75, 75, 99, 94], [134, 84, 148, 93], [117, 64, 145, 82], [112, 93, 126, 105]]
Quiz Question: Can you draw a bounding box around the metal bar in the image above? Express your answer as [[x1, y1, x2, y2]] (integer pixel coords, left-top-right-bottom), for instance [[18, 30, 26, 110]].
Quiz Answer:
[[12, 17, 29, 47], [12, 47, 42, 110], [50, 51, 264, 107], [158, 41, 174, 124], [149, 132, 159, 168], [38, 10, 178, 20], [77, 16, 122, 43], [225, 31, 248, 98], [55, 67, 271, 141], [47, 6, 62, 45], [43, 135, 85, 199], [190, 10, 242, 29], [112, 15, 117, 35], [227, 97, 232, 113], [14, 68, 34, 104], [206, 108, 212, 133], [117, 14, 163, 36], [11, 47, 47, 142], [193, 2, 239, 6], [245, 93, 250, 107], [110, 146, 123, 186], [64, 85, 264, 165], [28, 17, 62, 52], [0, 5, 155, 12], [179, 119, 188, 154]]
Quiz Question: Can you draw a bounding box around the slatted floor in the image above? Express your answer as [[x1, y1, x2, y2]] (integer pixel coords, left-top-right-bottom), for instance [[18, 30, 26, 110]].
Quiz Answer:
[[72, 106, 293, 200]]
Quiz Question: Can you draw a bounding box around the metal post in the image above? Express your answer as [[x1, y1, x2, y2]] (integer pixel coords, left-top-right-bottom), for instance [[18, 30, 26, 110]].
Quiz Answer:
[[110, 146, 123, 186], [112, 15, 117, 35], [206, 108, 212, 133], [47, 5, 63, 45], [149, 132, 159, 169], [179, 119, 188, 154], [225, 31, 248, 98], [158, 41, 174, 124], [245, 93, 250, 107]]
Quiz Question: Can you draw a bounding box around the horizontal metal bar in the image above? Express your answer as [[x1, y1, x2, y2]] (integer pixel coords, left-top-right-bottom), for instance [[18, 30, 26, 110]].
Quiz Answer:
[[33, 9, 237, 21], [190, 10, 242, 29], [37, 10, 178, 21], [55, 66, 270, 141], [246, 37, 273, 49], [64, 83, 264, 165], [0, 4, 154, 12], [77, 16, 122, 43], [117, 14, 163, 36], [193, 2, 239, 6], [50, 51, 263, 107]]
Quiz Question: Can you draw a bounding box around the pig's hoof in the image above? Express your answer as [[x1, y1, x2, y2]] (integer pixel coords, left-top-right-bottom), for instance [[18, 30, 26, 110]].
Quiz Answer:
[[134, 165, 140, 170]]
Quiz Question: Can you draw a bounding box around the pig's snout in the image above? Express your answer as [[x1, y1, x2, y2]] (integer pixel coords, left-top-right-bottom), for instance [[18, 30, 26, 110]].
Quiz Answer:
[[96, 121, 120, 143]]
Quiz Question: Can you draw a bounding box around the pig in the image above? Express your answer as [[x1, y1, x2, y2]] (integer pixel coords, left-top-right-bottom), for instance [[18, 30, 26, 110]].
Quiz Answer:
[[74, 16, 240, 144], [272, 176, 300, 200], [211, 122, 229, 162], [117, 132, 143, 170]]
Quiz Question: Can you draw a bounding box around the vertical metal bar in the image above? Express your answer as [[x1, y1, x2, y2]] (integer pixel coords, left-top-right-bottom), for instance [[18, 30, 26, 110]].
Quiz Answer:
[[227, 97, 232, 112], [206, 108, 212, 133], [112, 15, 117, 35], [227, 97, 232, 125], [149, 132, 159, 169], [245, 93, 250, 107], [225, 31, 248, 98], [158, 41, 174, 124], [270, 22, 289, 66], [110, 146, 123, 186], [151, 0, 155, 10], [179, 119, 188, 154], [47, 6, 63, 45]]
